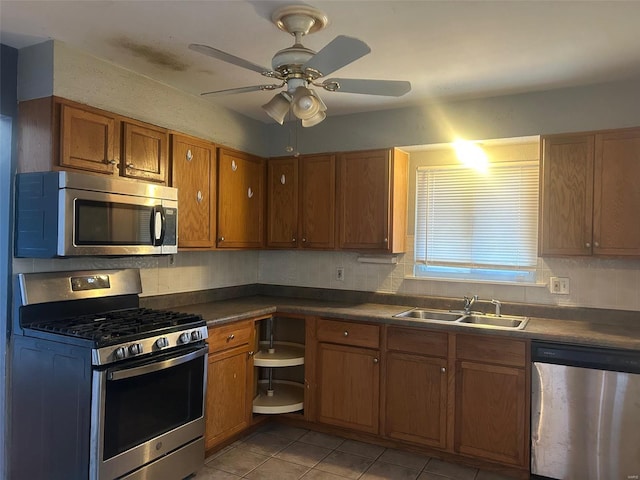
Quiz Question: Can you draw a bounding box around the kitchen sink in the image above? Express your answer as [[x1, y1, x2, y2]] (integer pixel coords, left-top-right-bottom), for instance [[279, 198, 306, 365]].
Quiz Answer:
[[393, 308, 461, 322], [392, 308, 528, 330], [457, 314, 528, 330]]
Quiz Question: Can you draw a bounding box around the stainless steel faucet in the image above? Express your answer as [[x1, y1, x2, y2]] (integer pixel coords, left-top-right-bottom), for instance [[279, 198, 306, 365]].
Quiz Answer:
[[491, 299, 502, 316], [463, 295, 478, 314]]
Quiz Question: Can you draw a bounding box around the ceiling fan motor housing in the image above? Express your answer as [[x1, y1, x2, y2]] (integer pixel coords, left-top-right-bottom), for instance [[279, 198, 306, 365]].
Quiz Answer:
[[271, 45, 316, 77]]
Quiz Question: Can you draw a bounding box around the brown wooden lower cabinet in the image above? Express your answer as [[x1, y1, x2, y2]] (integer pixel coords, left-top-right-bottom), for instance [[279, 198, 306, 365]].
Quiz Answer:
[[454, 360, 527, 466], [454, 334, 529, 468], [202, 316, 530, 475], [316, 342, 380, 434], [205, 321, 255, 450], [385, 351, 448, 449]]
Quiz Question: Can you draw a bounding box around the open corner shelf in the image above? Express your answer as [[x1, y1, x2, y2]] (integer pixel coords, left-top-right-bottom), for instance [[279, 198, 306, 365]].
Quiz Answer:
[[252, 380, 304, 414], [253, 341, 305, 367]]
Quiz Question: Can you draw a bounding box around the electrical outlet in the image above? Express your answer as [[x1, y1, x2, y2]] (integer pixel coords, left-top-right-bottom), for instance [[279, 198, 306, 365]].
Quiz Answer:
[[336, 267, 345, 281], [549, 276, 570, 294]]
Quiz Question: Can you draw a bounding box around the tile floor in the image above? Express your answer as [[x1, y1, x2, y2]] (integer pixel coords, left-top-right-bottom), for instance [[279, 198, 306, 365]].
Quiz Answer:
[[194, 423, 516, 480]]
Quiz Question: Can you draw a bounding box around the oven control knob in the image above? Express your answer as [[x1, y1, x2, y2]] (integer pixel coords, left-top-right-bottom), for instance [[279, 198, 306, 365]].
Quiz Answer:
[[155, 337, 169, 349], [129, 343, 143, 355], [191, 330, 202, 341], [179, 332, 191, 344], [114, 347, 126, 360]]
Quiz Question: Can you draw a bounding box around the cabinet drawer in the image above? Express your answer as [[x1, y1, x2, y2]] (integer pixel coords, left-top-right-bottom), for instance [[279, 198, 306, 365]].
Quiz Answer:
[[456, 334, 526, 367], [317, 318, 380, 348], [208, 321, 253, 354], [387, 327, 448, 357]]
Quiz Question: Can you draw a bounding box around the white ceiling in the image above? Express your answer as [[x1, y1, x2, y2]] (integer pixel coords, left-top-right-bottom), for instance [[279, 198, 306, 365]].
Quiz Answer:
[[2, 1, 640, 123]]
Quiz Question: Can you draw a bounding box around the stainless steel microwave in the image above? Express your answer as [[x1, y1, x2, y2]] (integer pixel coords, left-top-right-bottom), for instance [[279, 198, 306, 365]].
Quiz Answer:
[[15, 171, 178, 257]]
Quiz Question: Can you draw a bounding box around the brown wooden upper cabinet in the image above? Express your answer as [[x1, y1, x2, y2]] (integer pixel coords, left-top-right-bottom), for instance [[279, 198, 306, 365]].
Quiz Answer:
[[540, 127, 640, 256], [17, 96, 169, 184], [121, 119, 168, 184], [267, 154, 336, 249], [171, 133, 217, 248], [337, 148, 408, 252], [60, 102, 118, 175], [217, 148, 266, 248]]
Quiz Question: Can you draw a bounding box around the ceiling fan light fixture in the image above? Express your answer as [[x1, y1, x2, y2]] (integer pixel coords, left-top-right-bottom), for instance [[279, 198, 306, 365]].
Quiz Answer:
[[301, 110, 326, 127], [292, 86, 321, 120], [262, 91, 292, 124]]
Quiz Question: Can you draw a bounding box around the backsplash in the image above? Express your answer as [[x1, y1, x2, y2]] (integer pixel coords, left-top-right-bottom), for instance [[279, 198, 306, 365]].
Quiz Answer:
[[258, 239, 640, 312], [12, 246, 640, 311], [12, 250, 260, 297]]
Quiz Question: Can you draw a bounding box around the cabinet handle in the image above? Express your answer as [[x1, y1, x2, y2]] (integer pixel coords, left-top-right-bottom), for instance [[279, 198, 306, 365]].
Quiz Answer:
[[248, 187, 254, 198], [186, 149, 193, 161], [594, 241, 600, 247], [302, 238, 307, 243], [586, 242, 591, 248], [281, 174, 286, 185], [343, 331, 349, 337], [227, 334, 235, 341], [292, 238, 296, 243], [248, 351, 254, 357], [373, 358, 379, 364], [196, 190, 203, 203], [126, 163, 134, 168], [231, 160, 238, 171], [108, 159, 117, 165], [383, 237, 388, 243], [441, 367, 446, 373], [219, 236, 225, 242]]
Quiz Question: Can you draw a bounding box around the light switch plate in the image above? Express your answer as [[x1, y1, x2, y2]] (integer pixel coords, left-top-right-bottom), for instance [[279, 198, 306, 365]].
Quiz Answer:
[[549, 276, 570, 294]]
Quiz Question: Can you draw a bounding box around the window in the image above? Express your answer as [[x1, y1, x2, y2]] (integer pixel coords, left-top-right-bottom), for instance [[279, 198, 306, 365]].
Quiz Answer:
[[414, 161, 539, 283]]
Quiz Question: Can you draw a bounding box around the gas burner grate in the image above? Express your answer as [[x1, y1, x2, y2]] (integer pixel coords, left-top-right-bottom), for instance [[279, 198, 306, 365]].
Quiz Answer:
[[28, 308, 204, 343]]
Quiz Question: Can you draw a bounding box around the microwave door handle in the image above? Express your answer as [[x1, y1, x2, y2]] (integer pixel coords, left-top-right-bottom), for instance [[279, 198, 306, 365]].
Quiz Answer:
[[152, 206, 166, 246]]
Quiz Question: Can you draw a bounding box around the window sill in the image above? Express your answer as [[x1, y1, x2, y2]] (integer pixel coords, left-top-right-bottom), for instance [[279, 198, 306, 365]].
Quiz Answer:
[[405, 274, 548, 288]]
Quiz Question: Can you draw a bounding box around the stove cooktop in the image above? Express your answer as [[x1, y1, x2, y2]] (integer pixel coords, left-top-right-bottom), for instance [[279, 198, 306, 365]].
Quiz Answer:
[[27, 308, 205, 347]]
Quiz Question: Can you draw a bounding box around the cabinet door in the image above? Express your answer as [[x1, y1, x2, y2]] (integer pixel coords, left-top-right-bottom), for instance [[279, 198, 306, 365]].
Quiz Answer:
[[205, 350, 252, 449], [317, 342, 379, 434], [385, 352, 447, 448], [299, 154, 336, 249], [593, 128, 640, 256], [267, 157, 299, 248], [122, 121, 168, 184], [539, 134, 594, 255], [171, 135, 216, 248], [338, 149, 390, 250], [454, 360, 527, 467], [217, 149, 265, 248], [60, 104, 118, 175]]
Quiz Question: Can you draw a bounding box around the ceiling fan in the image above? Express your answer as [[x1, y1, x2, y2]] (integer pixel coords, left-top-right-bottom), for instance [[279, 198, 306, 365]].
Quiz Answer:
[[189, 4, 411, 127]]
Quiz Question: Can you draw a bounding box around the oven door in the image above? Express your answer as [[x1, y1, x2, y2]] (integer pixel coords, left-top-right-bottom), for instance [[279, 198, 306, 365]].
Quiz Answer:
[[90, 344, 207, 480]]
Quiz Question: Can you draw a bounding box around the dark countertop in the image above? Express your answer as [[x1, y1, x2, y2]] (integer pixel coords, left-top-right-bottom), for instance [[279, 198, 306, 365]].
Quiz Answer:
[[170, 295, 640, 351]]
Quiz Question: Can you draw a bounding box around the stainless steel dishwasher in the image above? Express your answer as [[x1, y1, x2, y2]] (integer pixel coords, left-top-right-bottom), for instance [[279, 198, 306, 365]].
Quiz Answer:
[[531, 341, 640, 480]]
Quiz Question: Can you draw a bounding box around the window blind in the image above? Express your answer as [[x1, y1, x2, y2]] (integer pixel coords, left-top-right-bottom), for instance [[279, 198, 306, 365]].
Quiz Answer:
[[415, 162, 539, 272]]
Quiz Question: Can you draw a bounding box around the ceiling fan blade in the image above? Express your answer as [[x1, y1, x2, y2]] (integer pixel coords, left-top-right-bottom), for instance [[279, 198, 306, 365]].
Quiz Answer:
[[189, 43, 272, 76], [323, 78, 411, 97], [201, 84, 282, 97], [303, 35, 371, 77]]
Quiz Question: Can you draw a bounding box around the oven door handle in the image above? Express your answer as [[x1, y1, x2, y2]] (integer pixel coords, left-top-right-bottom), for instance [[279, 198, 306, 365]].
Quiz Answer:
[[108, 346, 207, 381]]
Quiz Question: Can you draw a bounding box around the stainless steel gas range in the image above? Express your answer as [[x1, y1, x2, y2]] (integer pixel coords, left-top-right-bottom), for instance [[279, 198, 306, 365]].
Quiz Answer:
[[9, 269, 208, 480]]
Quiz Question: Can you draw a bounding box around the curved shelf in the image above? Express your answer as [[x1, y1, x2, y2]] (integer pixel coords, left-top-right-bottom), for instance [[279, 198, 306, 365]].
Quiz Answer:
[[253, 341, 305, 367], [252, 380, 304, 414]]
